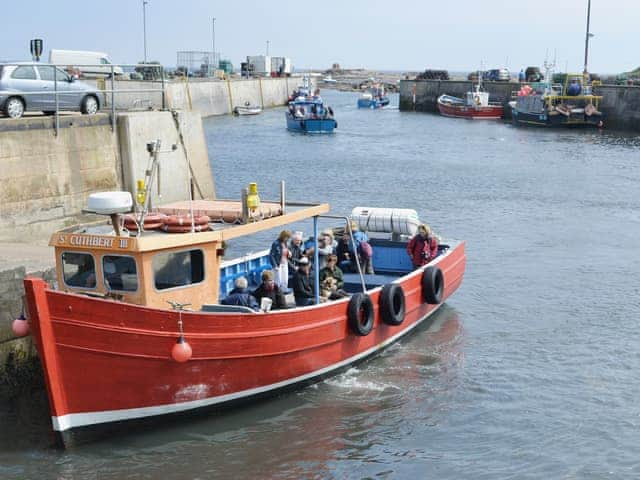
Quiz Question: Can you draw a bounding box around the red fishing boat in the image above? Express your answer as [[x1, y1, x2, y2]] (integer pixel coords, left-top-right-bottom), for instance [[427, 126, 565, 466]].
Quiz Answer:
[[437, 81, 504, 120], [17, 146, 466, 447]]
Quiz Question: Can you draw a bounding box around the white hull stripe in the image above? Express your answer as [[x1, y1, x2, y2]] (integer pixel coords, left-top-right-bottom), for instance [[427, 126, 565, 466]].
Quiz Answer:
[[52, 304, 442, 432]]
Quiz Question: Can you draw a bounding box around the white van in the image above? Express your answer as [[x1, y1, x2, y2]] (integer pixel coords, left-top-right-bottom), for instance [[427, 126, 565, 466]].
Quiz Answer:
[[49, 50, 124, 77]]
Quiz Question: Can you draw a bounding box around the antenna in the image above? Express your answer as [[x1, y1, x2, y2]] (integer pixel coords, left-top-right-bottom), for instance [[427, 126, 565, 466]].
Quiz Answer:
[[584, 0, 592, 74]]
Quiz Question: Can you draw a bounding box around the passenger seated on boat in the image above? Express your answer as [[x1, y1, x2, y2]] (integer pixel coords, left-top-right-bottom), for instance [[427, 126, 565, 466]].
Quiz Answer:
[[315, 234, 334, 270], [336, 232, 355, 273], [406, 224, 439, 269], [295, 106, 305, 118], [291, 257, 315, 306], [320, 277, 349, 302], [253, 270, 287, 310], [319, 255, 345, 290], [220, 277, 260, 312], [269, 230, 292, 290]]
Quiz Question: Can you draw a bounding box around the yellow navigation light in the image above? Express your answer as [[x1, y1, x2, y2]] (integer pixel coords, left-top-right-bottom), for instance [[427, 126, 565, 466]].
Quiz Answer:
[[136, 179, 147, 206], [246, 182, 261, 211]]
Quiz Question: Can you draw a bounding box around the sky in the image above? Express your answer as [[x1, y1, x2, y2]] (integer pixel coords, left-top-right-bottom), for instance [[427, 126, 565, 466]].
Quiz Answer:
[[1, 0, 638, 74]]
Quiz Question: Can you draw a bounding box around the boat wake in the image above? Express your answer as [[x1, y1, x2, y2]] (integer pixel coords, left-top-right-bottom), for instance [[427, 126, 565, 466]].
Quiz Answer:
[[323, 367, 402, 393]]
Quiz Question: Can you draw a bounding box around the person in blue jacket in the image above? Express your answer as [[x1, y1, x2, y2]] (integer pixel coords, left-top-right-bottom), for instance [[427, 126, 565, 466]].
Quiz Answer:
[[221, 277, 260, 311]]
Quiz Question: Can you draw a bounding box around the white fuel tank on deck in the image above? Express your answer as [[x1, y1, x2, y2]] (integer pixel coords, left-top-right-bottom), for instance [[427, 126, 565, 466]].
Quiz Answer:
[[351, 207, 420, 236]]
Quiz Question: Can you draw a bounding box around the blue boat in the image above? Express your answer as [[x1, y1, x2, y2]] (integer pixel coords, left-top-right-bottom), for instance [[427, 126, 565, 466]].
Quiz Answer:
[[286, 95, 337, 133], [357, 85, 390, 109]]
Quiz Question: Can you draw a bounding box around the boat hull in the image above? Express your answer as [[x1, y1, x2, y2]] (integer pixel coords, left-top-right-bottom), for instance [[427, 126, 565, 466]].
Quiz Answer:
[[437, 97, 504, 120], [24, 242, 465, 445], [233, 106, 262, 116], [511, 107, 604, 127], [286, 113, 337, 133], [357, 97, 389, 109]]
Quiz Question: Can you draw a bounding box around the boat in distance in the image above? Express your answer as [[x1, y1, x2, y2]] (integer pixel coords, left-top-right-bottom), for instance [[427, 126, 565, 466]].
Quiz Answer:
[[18, 147, 465, 446], [437, 86, 504, 120], [286, 92, 337, 133], [510, 73, 604, 128], [357, 84, 390, 109], [233, 103, 262, 116]]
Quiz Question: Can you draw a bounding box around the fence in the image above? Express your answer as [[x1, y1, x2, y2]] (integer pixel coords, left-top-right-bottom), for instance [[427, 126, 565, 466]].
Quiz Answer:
[[0, 63, 166, 136]]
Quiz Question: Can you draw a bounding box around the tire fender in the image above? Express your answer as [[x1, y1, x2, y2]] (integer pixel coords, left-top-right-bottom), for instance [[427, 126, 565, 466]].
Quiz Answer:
[[422, 266, 444, 304], [379, 284, 405, 326], [347, 292, 374, 336]]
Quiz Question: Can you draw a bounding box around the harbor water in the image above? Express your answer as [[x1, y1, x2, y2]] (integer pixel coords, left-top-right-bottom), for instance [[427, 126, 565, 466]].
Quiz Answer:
[[2, 90, 640, 479]]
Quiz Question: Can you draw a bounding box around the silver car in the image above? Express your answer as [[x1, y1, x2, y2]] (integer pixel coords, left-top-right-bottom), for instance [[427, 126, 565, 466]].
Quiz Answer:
[[0, 63, 103, 118]]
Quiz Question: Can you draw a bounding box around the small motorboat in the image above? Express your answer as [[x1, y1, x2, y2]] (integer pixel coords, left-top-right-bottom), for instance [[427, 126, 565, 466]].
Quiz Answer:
[[286, 90, 337, 133], [233, 103, 262, 116], [357, 84, 390, 109], [437, 80, 504, 120]]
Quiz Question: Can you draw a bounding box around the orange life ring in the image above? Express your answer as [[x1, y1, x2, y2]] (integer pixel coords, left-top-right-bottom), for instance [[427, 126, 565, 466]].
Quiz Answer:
[[123, 213, 167, 231], [163, 215, 210, 227], [161, 223, 210, 233]]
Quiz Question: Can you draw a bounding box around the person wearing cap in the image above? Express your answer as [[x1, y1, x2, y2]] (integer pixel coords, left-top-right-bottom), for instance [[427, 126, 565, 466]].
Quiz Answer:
[[291, 256, 315, 306], [270, 230, 292, 290], [407, 224, 439, 269], [253, 270, 288, 310], [319, 254, 344, 289], [221, 277, 260, 311]]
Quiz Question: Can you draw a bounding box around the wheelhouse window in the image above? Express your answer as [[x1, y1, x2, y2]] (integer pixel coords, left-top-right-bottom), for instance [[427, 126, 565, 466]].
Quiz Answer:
[[103, 255, 138, 292], [152, 249, 204, 290], [62, 252, 96, 288]]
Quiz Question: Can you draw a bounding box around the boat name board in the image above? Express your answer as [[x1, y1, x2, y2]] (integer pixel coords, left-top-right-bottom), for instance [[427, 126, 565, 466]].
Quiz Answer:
[[54, 234, 132, 251]]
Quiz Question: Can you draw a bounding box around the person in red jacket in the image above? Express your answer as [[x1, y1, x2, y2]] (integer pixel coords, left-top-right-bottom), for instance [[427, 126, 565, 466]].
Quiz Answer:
[[407, 224, 439, 269]]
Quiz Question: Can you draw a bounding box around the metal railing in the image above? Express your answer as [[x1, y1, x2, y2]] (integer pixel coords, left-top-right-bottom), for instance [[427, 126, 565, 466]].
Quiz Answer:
[[0, 62, 166, 135]]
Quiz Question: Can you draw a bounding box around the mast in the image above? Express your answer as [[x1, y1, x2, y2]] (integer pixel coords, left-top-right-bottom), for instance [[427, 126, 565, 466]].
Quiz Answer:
[[583, 0, 592, 75]]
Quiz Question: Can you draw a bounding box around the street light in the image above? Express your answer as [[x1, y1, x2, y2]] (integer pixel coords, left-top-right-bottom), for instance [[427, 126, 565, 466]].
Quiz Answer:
[[266, 40, 270, 57], [212, 17, 216, 74], [143, 0, 150, 63]]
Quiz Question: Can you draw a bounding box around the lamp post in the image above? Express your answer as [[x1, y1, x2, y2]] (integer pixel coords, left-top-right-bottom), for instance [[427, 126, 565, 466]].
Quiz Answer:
[[212, 17, 216, 75], [266, 40, 270, 57], [142, 0, 150, 63]]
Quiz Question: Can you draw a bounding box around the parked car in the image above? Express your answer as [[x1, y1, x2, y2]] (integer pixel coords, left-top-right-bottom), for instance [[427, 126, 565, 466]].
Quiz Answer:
[[49, 50, 124, 78], [483, 68, 511, 82], [0, 63, 103, 119]]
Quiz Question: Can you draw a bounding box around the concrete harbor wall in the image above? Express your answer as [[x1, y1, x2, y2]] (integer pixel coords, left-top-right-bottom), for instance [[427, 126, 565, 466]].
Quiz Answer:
[[165, 78, 292, 117], [0, 110, 215, 383], [399, 79, 640, 131], [90, 77, 293, 117]]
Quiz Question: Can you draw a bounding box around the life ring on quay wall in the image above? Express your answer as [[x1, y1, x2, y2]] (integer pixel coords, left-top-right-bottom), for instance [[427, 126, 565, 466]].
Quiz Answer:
[[123, 213, 166, 231], [379, 283, 406, 326], [422, 266, 444, 304], [347, 292, 374, 336]]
